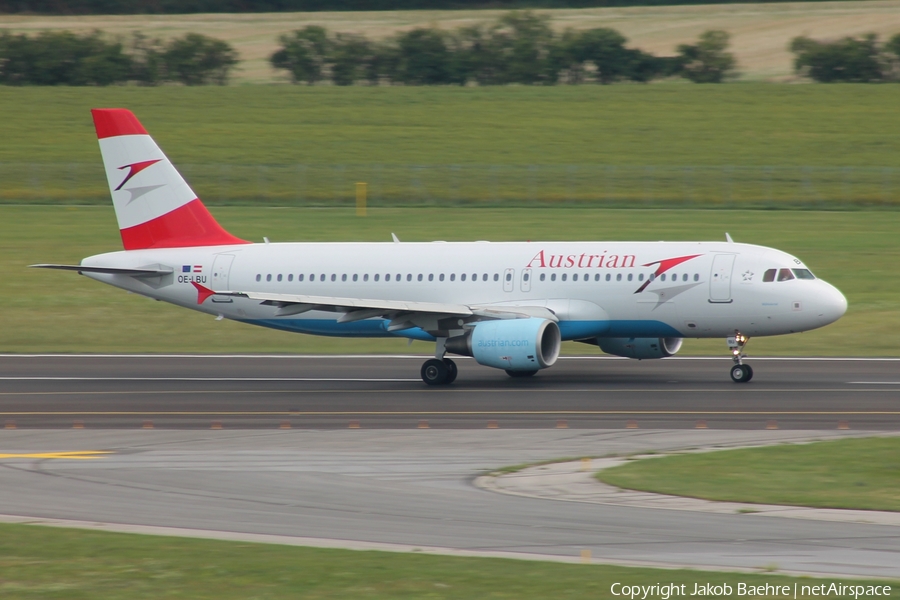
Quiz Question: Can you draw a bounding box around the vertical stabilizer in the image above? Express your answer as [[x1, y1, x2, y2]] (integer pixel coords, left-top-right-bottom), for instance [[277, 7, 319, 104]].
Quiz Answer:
[[92, 108, 248, 250]]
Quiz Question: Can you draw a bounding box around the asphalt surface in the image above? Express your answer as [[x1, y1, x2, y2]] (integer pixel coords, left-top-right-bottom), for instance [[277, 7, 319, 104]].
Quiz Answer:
[[0, 355, 898, 429], [1, 428, 898, 577]]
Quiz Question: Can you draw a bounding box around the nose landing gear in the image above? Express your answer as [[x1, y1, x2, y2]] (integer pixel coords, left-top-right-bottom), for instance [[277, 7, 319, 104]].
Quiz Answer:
[[727, 333, 753, 383]]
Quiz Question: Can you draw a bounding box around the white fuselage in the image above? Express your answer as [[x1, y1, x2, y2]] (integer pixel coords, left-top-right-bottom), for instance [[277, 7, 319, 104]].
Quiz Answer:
[[81, 240, 847, 343]]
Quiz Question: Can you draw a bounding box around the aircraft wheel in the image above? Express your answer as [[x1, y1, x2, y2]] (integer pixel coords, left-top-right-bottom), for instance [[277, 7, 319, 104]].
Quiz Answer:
[[421, 359, 449, 386], [443, 359, 458, 384], [505, 369, 538, 378], [730, 364, 752, 383]]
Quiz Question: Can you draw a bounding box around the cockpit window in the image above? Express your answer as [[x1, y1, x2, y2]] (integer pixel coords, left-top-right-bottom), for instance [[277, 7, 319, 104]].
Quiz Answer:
[[762, 269, 776, 282], [777, 268, 795, 282], [792, 268, 816, 280]]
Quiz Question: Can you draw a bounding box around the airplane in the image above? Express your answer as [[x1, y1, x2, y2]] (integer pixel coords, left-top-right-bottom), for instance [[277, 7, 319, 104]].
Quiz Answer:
[[33, 109, 848, 386]]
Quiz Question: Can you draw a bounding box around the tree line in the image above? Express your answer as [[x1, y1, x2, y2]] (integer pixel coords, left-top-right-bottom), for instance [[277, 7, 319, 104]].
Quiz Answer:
[[791, 33, 900, 82], [0, 0, 845, 16], [271, 14, 737, 85], [0, 31, 237, 85], [2, 17, 899, 86]]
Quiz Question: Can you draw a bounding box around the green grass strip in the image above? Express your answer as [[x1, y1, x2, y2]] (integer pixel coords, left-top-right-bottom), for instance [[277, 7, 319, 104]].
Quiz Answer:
[[598, 437, 900, 512], [2, 85, 900, 208], [0, 523, 894, 599]]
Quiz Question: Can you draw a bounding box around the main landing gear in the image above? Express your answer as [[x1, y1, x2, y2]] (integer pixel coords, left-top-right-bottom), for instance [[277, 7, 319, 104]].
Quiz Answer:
[[421, 358, 457, 386], [728, 333, 753, 383]]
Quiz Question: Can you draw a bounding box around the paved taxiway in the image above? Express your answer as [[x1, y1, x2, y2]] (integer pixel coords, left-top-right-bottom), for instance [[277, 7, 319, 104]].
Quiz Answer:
[[0, 428, 898, 578], [0, 355, 898, 429]]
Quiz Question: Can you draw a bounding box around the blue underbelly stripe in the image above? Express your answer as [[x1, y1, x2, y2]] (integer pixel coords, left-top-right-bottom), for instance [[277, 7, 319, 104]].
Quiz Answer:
[[240, 318, 682, 341]]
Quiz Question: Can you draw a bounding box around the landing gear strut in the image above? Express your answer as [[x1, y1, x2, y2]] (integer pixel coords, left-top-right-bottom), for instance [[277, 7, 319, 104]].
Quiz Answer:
[[421, 339, 457, 386], [727, 333, 753, 383]]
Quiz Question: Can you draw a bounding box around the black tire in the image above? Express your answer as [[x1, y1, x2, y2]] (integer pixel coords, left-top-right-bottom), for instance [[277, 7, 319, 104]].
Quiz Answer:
[[421, 359, 448, 386], [730, 364, 751, 383], [443, 358, 458, 385], [505, 369, 538, 378]]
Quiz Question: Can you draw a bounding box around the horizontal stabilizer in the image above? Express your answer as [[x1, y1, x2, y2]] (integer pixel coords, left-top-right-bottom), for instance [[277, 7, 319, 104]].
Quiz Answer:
[[30, 264, 173, 277]]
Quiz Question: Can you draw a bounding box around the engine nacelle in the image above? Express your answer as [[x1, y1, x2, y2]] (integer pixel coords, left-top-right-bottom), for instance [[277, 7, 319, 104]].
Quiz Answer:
[[597, 337, 683, 359], [446, 318, 561, 371]]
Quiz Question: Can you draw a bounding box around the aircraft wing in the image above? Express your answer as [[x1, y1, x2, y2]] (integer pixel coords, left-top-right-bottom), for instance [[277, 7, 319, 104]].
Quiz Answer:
[[193, 284, 557, 333]]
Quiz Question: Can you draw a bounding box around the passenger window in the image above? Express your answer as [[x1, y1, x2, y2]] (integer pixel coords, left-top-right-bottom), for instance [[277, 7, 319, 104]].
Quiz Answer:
[[683, 273, 688, 282], [572, 273, 578, 282], [418, 274, 423, 282], [606, 274, 611, 282], [439, 274, 445, 282], [540, 273, 546, 281], [523, 273, 529, 281], [299, 274, 304, 282], [385, 274, 391, 282], [461, 273, 466, 282], [561, 273, 567, 282], [482, 274, 488, 282], [638, 273, 644, 282], [255, 274, 261, 282], [777, 268, 795, 282], [660, 274, 666, 282], [407, 274, 412, 282], [288, 274, 293, 282], [428, 274, 434, 282], [505, 272, 511, 282], [616, 273, 622, 282], [396, 274, 400, 281], [331, 274, 336, 282], [450, 274, 455, 282], [277, 274, 283, 282], [266, 274, 272, 282], [341, 274, 347, 282], [472, 273, 477, 281], [320, 274, 326, 282], [493, 274, 499, 282], [792, 269, 816, 280], [627, 273, 633, 282], [693, 274, 699, 282], [374, 274, 380, 282], [594, 274, 600, 281], [352, 274, 358, 282], [551, 273, 557, 282], [763, 269, 777, 282]]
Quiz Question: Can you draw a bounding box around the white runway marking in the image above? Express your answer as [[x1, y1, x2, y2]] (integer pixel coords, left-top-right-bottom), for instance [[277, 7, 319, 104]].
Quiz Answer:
[[849, 381, 900, 385], [0, 377, 419, 382]]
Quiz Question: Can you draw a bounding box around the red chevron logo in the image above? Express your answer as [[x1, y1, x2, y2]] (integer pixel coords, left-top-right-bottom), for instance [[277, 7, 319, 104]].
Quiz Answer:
[[115, 159, 162, 191]]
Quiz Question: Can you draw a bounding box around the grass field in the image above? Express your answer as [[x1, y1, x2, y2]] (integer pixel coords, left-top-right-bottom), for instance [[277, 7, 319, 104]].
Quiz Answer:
[[1, 85, 899, 207], [4, 206, 897, 355], [597, 437, 900, 511], [0, 523, 895, 599], [2, 1, 900, 82]]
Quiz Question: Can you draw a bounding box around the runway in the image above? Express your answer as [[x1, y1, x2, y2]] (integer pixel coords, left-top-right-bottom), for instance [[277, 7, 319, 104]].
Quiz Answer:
[[0, 355, 898, 429], [1, 356, 898, 577]]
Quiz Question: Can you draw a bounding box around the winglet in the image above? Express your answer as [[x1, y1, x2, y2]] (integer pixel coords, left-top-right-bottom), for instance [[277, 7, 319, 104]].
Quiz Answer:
[[191, 281, 217, 305]]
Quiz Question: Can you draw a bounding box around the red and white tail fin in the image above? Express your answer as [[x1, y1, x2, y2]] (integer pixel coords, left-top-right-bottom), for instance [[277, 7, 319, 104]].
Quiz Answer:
[[92, 109, 248, 251]]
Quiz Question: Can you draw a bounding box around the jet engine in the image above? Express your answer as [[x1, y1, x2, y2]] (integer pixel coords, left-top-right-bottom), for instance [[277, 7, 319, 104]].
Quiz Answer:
[[445, 318, 561, 371], [596, 337, 683, 359]]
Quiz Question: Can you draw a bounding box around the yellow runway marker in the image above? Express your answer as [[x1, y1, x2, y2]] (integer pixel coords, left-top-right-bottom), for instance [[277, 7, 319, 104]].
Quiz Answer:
[[0, 451, 112, 460]]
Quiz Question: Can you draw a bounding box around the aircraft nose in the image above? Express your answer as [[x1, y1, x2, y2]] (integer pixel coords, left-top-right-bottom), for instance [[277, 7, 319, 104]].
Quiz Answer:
[[818, 281, 848, 324]]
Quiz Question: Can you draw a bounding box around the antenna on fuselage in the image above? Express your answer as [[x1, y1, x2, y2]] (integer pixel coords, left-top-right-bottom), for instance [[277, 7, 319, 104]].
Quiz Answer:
[[725, 232, 734, 243], [391, 233, 400, 243]]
